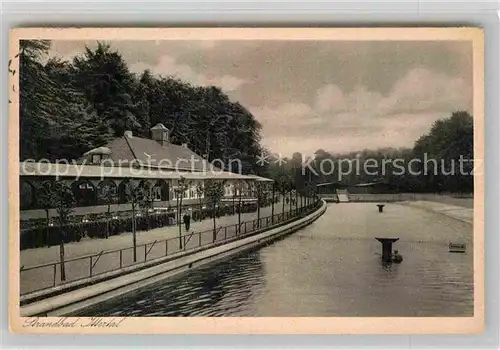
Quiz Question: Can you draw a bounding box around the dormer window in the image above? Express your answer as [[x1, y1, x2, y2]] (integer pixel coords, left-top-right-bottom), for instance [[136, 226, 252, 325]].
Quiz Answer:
[[83, 147, 112, 165], [91, 154, 102, 164]]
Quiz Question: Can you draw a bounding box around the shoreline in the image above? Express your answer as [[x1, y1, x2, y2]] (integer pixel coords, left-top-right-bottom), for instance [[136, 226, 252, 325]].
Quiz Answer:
[[399, 200, 473, 225]]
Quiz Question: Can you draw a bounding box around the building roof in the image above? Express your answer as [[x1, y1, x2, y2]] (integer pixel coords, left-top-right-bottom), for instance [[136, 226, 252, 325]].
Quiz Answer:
[[78, 135, 215, 172], [83, 146, 112, 155], [245, 175, 275, 182], [316, 182, 340, 187], [20, 162, 262, 181], [354, 182, 379, 187], [150, 123, 169, 130], [44, 130, 275, 183]]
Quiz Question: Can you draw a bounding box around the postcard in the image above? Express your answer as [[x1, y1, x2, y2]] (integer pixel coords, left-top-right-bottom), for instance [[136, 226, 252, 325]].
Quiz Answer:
[[9, 27, 484, 334]]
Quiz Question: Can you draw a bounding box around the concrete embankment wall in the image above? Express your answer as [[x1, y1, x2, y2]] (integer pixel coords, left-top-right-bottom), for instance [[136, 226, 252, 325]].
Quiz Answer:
[[321, 193, 473, 208], [20, 201, 327, 317], [321, 193, 415, 203]]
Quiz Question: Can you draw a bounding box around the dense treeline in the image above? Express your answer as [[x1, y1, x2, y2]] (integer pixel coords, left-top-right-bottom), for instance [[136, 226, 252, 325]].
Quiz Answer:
[[19, 40, 265, 175], [267, 111, 474, 194]]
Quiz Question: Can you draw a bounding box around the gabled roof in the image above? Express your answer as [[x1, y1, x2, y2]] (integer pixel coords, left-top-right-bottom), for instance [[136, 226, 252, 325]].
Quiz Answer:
[[124, 136, 214, 172], [83, 146, 112, 155], [150, 123, 169, 130], [78, 136, 215, 172], [71, 134, 274, 182]]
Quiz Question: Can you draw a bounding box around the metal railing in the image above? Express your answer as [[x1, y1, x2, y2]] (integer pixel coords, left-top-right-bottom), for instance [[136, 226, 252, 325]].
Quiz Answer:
[[20, 200, 322, 296]]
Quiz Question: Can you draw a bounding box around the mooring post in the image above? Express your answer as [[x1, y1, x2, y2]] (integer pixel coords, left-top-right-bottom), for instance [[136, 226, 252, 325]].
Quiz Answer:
[[377, 204, 385, 213], [375, 237, 399, 262]]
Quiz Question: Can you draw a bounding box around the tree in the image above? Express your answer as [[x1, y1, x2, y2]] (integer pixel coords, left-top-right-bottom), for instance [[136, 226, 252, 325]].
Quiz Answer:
[[195, 182, 205, 221], [136, 180, 155, 231], [52, 182, 76, 281], [253, 181, 269, 228], [275, 167, 293, 217], [98, 181, 117, 239], [36, 181, 57, 246], [43, 58, 112, 161], [270, 181, 276, 222], [413, 111, 474, 193], [19, 40, 54, 160], [173, 177, 189, 249], [234, 181, 245, 233], [204, 180, 225, 242], [71, 42, 143, 137], [20, 41, 267, 175], [19, 41, 112, 162], [122, 179, 153, 262], [35, 180, 75, 280]]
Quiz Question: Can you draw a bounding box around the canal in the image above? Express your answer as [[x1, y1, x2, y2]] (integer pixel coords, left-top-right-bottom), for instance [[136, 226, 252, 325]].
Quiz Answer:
[[74, 203, 473, 317]]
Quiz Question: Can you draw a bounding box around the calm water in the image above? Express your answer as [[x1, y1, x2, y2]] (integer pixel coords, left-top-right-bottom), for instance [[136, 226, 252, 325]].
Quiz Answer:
[[76, 203, 473, 317]]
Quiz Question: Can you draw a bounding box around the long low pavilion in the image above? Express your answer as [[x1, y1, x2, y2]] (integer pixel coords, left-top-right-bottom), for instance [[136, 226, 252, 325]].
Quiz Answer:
[[19, 124, 273, 221]]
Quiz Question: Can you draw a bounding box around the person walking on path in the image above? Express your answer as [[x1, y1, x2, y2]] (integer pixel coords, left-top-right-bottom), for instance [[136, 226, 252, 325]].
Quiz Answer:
[[183, 212, 191, 231]]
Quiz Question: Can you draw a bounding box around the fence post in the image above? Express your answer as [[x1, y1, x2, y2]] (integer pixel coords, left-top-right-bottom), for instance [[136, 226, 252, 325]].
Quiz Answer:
[[144, 244, 147, 261], [224, 226, 227, 240], [199, 232, 202, 247], [53, 264, 57, 287], [120, 249, 123, 269], [165, 239, 168, 256], [90, 256, 93, 277]]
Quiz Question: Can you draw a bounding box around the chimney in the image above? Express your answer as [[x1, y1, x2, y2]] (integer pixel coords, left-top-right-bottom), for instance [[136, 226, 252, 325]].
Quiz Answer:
[[150, 123, 169, 147], [124, 130, 133, 138]]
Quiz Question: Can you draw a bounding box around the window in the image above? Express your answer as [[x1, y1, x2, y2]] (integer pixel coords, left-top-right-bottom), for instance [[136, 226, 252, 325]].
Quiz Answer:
[[153, 186, 162, 201], [91, 154, 102, 164]]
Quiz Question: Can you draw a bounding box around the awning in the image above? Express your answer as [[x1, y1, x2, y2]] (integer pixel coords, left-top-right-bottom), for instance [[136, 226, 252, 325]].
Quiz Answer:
[[19, 161, 272, 182]]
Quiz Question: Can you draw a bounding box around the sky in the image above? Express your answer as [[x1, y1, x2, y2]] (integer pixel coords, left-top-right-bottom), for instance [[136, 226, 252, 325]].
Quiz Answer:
[[48, 40, 473, 157]]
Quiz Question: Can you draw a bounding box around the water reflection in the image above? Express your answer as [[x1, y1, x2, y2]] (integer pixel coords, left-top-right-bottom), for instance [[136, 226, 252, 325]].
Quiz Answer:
[[77, 251, 266, 317], [75, 203, 473, 317]]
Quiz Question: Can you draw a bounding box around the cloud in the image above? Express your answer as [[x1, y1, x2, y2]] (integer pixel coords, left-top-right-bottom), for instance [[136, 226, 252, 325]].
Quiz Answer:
[[314, 84, 345, 112], [251, 103, 315, 139], [253, 68, 472, 156], [215, 75, 247, 92], [129, 54, 246, 92], [313, 68, 470, 116], [378, 68, 472, 114], [46, 40, 472, 157]]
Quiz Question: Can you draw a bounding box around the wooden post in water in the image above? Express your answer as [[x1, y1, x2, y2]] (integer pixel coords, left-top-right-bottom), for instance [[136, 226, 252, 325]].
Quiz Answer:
[[375, 237, 399, 263]]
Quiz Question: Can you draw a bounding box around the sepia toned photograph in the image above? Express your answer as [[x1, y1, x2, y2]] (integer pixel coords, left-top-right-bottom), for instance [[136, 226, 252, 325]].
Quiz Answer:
[[9, 28, 484, 334]]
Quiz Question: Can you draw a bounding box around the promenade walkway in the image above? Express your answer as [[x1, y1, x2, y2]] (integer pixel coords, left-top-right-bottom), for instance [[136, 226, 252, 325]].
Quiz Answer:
[[20, 199, 300, 294]]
